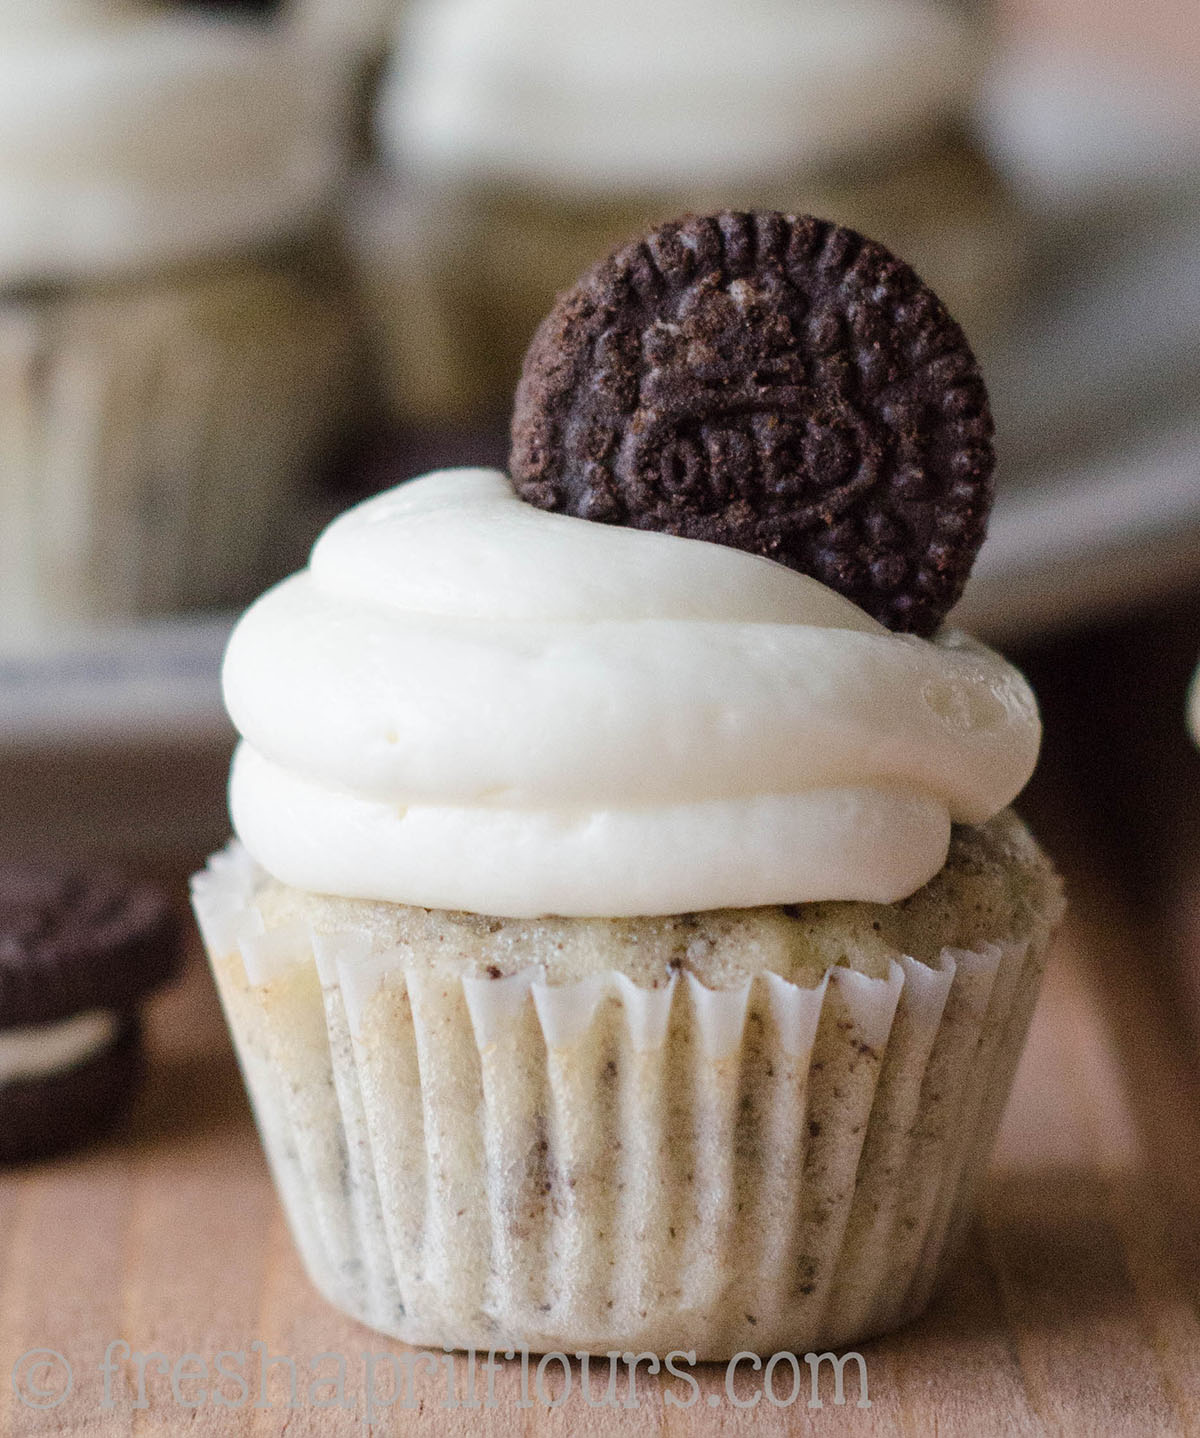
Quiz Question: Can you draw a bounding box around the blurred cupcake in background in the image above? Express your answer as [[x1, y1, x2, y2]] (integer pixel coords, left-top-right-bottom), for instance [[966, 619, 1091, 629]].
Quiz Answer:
[[361, 0, 1025, 422], [285, 0, 405, 73], [341, 172, 492, 425], [0, 2, 343, 281], [0, 0, 359, 636], [280, 0, 407, 158]]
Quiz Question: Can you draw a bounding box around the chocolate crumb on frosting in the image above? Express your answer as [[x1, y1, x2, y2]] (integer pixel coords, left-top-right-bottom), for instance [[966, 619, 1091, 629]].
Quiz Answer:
[[511, 211, 994, 635]]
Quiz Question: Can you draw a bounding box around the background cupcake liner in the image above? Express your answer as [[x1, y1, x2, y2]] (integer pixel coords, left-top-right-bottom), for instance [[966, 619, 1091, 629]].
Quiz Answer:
[[192, 843, 1051, 1358], [341, 173, 490, 424], [364, 128, 1024, 424], [0, 262, 357, 632]]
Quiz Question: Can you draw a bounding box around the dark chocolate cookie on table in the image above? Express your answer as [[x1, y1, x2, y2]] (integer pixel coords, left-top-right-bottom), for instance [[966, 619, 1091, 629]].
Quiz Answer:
[[165, 1, 280, 10], [0, 863, 181, 1163], [511, 211, 995, 637]]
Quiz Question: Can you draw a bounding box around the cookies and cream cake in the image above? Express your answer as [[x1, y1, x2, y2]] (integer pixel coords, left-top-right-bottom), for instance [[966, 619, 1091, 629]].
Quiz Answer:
[[193, 213, 1063, 1356]]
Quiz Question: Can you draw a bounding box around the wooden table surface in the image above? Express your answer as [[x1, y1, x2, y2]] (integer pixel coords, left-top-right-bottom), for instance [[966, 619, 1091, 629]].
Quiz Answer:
[[1, 833, 1199, 1438]]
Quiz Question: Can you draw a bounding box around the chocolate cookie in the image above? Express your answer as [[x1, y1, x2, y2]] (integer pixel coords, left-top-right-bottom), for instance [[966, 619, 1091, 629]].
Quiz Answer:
[[0, 862, 181, 1163], [167, 1, 279, 10], [511, 211, 994, 635], [0, 1018, 144, 1164]]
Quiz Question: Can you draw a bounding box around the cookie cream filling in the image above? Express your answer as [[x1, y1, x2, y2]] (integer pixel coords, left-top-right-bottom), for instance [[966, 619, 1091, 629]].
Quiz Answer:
[[0, 1009, 120, 1085], [382, 0, 983, 192], [224, 469, 1040, 917]]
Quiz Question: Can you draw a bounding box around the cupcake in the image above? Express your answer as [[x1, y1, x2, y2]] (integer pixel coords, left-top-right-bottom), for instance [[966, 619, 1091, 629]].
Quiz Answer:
[[369, 0, 1025, 421], [192, 213, 1063, 1356], [0, 1, 357, 628]]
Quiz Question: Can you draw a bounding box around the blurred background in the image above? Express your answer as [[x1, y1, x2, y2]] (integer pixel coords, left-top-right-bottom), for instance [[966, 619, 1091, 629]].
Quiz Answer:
[[0, 0, 1197, 1017]]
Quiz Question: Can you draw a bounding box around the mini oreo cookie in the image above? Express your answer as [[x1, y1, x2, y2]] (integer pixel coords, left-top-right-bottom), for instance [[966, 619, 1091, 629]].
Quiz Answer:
[[0, 1017, 144, 1164], [0, 862, 180, 1163], [166, 1, 280, 10], [511, 211, 995, 635]]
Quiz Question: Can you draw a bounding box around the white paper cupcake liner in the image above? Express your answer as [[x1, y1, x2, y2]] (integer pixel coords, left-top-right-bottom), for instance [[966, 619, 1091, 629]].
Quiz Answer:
[[0, 263, 356, 632], [192, 843, 1051, 1358]]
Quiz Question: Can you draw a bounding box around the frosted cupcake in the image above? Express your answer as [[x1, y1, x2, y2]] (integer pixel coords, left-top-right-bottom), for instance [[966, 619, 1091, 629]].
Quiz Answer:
[[0, 1, 356, 628], [369, 0, 1024, 420], [193, 214, 1062, 1356]]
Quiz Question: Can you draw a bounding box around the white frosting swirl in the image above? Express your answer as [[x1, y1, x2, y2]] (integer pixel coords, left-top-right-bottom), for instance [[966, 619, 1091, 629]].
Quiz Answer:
[[0, 13, 343, 284], [225, 469, 1041, 917], [382, 0, 983, 193]]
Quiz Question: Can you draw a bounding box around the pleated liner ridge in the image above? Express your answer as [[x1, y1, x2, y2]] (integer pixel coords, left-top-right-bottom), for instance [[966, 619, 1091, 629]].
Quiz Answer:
[[192, 842, 1046, 1358]]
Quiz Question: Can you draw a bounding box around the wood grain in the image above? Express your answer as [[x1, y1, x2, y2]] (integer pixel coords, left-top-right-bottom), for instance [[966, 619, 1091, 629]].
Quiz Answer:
[[2, 855, 1199, 1437]]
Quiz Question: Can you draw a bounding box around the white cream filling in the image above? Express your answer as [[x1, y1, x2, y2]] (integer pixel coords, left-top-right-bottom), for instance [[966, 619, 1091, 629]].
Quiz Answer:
[[0, 1009, 120, 1085]]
